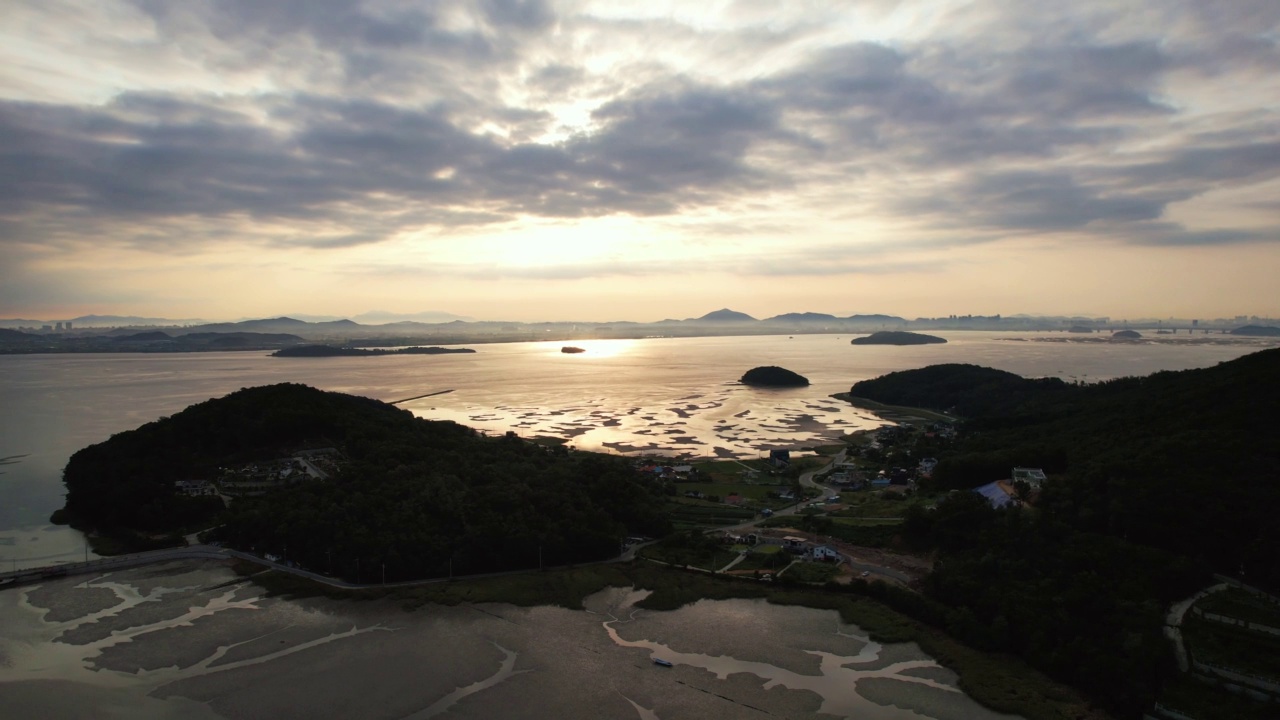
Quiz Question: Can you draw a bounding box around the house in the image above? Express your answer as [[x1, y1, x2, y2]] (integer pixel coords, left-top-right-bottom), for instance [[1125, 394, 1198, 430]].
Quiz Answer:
[[724, 493, 744, 506], [811, 545, 841, 562], [974, 481, 1018, 509], [1012, 467, 1047, 489], [768, 449, 791, 467], [740, 468, 762, 481], [870, 477, 891, 488], [782, 536, 808, 553], [760, 508, 773, 518], [174, 480, 216, 497]]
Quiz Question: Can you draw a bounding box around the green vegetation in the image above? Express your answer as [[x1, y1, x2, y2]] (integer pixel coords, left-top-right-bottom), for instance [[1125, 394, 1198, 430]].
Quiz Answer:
[[637, 530, 740, 571], [58, 384, 670, 577], [848, 362, 1072, 418], [1182, 616, 1280, 681], [1195, 587, 1280, 628], [831, 394, 956, 424], [739, 365, 809, 387], [871, 349, 1280, 717], [663, 501, 756, 529], [849, 330, 946, 345], [785, 561, 838, 583]]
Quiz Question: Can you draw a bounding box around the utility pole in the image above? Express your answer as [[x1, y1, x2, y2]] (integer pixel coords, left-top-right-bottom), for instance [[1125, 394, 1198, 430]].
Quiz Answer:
[[381, 563, 385, 585], [356, 558, 361, 584], [538, 544, 543, 571]]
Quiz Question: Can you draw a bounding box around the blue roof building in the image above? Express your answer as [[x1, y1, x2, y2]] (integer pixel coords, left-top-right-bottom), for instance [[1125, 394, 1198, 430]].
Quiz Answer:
[[974, 481, 1018, 508]]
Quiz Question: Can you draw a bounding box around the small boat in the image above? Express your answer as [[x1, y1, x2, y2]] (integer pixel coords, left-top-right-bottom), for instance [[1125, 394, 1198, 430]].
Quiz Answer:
[[652, 658, 673, 668]]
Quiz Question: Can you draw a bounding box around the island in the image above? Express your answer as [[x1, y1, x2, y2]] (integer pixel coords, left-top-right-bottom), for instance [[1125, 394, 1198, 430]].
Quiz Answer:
[[1231, 324, 1280, 337], [1111, 330, 1141, 339], [849, 331, 946, 346], [53, 383, 669, 572], [561, 346, 586, 353], [739, 366, 809, 387], [271, 344, 476, 357]]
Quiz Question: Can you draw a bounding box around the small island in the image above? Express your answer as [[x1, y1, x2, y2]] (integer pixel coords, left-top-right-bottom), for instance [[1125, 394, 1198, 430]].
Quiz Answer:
[[272, 345, 476, 357], [1111, 330, 1141, 340], [561, 346, 586, 353], [740, 366, 809, 387], [1231, 325, 1280, 337], [850, 331, 946, 346]]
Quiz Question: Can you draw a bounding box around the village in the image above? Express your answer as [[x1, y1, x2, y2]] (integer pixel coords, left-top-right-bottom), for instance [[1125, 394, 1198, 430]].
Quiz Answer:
[[633, 419, 1046, 587], [175, 448, 343, 500]]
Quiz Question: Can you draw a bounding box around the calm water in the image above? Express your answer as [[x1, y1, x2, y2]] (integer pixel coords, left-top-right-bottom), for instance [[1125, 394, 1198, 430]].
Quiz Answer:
[[1, 333, 1272, 719], [0, 331, 1272, 569]]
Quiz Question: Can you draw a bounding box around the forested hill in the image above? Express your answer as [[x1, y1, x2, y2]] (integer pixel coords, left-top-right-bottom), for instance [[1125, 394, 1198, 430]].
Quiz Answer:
[[863, 350, 1280, 582], [876, 349, 1280, 715], [57, 384, 671, 575], [848, 363, 1071, 417]]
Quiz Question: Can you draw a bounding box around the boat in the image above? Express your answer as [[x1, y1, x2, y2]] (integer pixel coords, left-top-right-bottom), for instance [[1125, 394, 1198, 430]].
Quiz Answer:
[[652, 658, 673, 667]]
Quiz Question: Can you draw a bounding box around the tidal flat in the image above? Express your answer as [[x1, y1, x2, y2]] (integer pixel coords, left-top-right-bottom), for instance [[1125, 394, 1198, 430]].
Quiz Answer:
[[0, 560, 1021, 720]]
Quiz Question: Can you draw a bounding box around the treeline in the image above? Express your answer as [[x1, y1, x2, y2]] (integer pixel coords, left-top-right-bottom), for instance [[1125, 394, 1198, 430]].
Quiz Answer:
[[851, 349, 1280, 716], [58, 384, 670, 574]]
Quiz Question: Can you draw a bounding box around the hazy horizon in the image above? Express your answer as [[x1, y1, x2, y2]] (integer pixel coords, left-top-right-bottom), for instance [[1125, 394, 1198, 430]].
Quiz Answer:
[[6, 305, 1279, 328], [2, 2, 1278, 322]]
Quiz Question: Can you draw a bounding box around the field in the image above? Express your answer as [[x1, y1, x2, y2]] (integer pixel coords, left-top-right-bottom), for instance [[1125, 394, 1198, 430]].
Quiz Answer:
[[664, 499, 757, 529]]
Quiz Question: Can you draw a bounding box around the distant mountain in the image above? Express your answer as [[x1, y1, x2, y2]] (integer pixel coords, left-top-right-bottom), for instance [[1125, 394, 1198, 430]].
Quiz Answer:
[[180, 332, 304, 347], [844, 314, 907, 324], [353, 310, 473, 324], [1231, 325, 1280, 337], [174, 317, 316, 335], [112, 331, 173, 342], [764, 312, 838, 323], [71, 315, 207, 327], [692, 308, 758, 322], [0, 319, 48, 329]]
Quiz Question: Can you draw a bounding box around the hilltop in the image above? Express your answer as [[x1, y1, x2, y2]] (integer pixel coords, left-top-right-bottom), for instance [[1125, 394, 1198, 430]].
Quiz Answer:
[[740, 366, 810, 387], [850, 349, 1280, 716], [850, 330, 946, 345], [54, 384, 670, 573]]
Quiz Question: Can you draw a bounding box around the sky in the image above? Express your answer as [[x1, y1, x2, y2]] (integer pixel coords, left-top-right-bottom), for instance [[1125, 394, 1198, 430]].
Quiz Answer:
[[1, 0, 1278, 323]]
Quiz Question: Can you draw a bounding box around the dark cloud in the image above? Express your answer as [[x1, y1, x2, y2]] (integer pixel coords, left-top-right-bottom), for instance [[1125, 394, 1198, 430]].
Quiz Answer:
[[2, 0, 1277, 256], [894, 170, 1173, 232]]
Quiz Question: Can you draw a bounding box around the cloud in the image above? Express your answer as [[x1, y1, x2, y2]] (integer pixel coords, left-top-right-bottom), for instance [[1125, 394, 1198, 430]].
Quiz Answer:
[[1, 0, 1278, 265]]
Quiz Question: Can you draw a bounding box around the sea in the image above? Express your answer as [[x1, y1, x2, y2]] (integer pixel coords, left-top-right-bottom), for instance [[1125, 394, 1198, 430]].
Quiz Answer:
[[1, 330, 1272, 569], [0, 331, 1272, 719]]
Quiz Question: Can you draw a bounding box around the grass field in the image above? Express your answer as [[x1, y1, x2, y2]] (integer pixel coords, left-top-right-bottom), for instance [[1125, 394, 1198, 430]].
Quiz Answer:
[[1196, 587, 1280, 628], [664, 500, 756, 529], [1183, 615, 1280, 681]]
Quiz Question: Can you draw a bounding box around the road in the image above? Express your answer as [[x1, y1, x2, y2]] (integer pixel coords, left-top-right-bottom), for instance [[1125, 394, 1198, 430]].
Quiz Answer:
[[1, 450, 913, 591], [709, 451, 914, 584]]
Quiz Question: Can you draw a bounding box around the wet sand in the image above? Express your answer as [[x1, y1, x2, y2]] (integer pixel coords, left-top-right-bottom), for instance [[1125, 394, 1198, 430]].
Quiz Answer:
[[1, 561, 1021, 719]]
